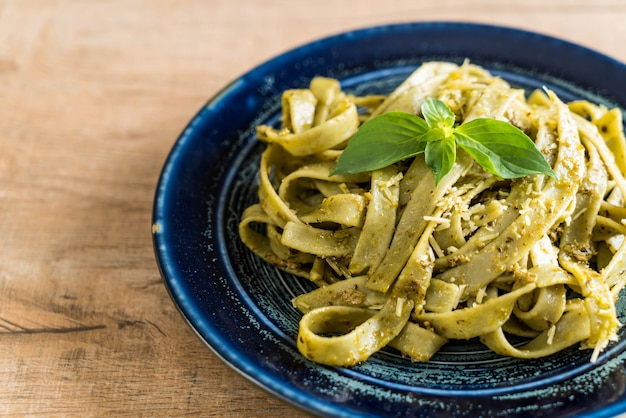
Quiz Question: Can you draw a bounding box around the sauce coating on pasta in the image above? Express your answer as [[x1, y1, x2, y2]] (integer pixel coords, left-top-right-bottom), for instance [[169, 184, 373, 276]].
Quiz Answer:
[[239, 61, 626, 366]]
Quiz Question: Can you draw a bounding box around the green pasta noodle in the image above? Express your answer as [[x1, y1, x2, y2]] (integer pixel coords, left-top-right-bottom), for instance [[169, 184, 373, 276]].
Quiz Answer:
[[239, 61, 626, 366]]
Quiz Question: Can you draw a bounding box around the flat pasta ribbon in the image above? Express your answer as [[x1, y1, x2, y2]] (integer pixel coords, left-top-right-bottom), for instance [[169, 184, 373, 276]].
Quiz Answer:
[[239, 61, 626, 366]]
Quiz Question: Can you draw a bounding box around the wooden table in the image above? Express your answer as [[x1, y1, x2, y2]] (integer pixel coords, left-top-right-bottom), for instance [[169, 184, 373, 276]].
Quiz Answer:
[[2, 1, 625, 416]]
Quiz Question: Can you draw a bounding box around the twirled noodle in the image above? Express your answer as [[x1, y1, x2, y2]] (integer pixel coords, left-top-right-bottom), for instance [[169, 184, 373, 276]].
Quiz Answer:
[[238, 61, 626, 366]]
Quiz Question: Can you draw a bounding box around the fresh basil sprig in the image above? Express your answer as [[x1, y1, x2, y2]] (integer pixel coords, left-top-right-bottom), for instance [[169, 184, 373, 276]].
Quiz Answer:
[[329, 97, 557, 184]]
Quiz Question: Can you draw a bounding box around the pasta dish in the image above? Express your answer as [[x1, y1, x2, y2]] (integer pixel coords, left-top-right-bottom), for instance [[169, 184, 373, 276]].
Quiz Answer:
[[238, 61, 626, 367]]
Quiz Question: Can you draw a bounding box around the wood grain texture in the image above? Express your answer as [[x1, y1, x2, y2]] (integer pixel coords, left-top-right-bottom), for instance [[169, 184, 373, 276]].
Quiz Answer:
[[0, 0, 625, 416]]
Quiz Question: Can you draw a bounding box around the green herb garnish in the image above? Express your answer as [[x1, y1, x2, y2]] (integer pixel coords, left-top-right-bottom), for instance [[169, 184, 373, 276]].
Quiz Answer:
[[329, 97, 557, 184]]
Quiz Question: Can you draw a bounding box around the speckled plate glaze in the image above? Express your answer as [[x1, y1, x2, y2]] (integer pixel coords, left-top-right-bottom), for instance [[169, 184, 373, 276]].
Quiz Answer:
[[152, 22, 626, 417]]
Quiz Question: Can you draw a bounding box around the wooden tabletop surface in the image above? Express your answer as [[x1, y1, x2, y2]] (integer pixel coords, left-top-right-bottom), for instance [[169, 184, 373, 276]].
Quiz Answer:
[[2, 0, 625, 416]]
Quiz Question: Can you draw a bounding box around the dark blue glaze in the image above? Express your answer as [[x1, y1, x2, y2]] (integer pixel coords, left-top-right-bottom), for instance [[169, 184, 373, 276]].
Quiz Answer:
[[153, 22, 626, 417]]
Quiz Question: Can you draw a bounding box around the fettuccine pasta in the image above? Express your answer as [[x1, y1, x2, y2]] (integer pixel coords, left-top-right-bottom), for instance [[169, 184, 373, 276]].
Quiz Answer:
[[239, 61, 626, 366]]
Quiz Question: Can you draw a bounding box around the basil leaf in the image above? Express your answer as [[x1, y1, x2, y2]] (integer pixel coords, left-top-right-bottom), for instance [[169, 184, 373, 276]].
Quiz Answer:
[[329, 112, 429, 176], [425, 135, 456, 185], [421, 97, 455, 129], [454, 119, 557, 179], [329, 98, 557, 183]]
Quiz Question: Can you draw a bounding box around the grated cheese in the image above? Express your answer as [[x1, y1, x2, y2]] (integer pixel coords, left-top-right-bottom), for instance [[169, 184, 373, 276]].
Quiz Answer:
[[546, 325, 556, 345]]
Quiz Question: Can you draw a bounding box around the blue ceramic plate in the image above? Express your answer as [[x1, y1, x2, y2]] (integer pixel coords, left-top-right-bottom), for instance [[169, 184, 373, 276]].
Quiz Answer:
[[153, 22, 626, 417]]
